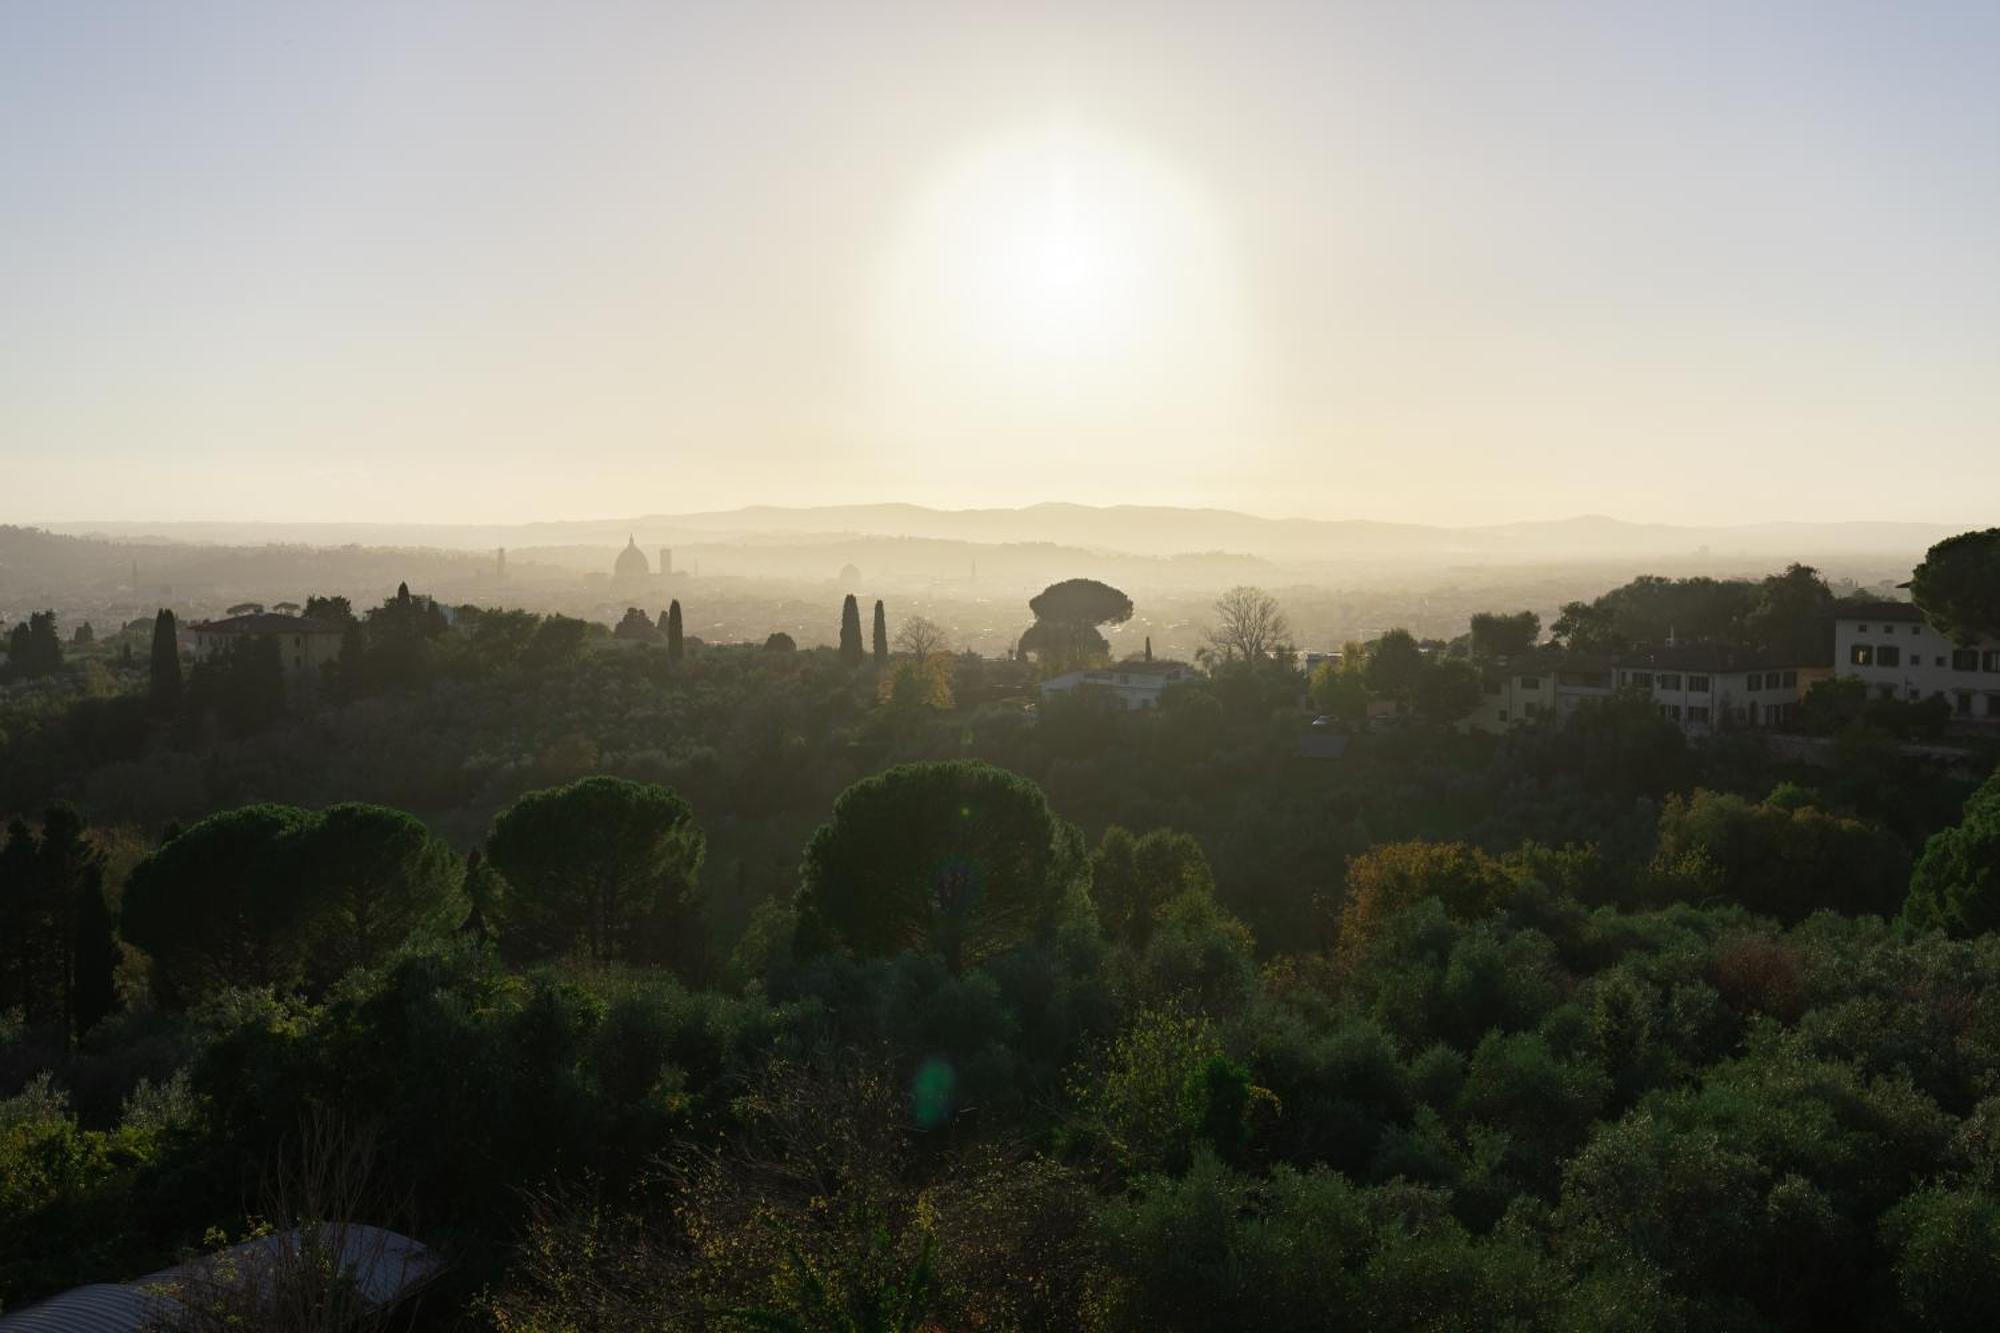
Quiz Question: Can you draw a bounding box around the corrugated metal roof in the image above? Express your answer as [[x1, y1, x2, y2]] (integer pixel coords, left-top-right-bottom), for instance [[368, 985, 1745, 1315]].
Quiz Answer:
[[0, 1226, 441, 1332]]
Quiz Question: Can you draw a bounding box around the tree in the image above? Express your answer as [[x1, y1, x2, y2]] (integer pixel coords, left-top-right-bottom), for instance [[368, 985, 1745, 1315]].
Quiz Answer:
[[148, 608, 182, 716], [1022, 579, 1132, 673], [1746, 563, 1835, 660], [1413, 657, 1483, 723], [1654, 787, 1910, 921], [872, 600, 888, 668], [1090, 826, 1216, 949], [764, 631, 797, 653], [71, 622, 93, 645], [795, 761, 1084, 972], [839, 594, 865, 667], [302, 593, 355, 624], [1550, 600, 1625, 653], [293, 803, 464, 987], [895, 615, 948, 660], [1330, 841, 1516, 960], [1469, 611, 1539, 660], [666, 599, 685, 662], [1911, 528, 2000, 643], [523, 614, 589, 671], [1205, 586, 1290, 663], [188, 633, 285, 735], [880, 654, 954, 714], [614, 607, 659, 641], [1363, 629, 1426, 702], [0, 820, 34, 1020], [5, 610, 63, 678], [484, 776, 707, 969], [1905, 770, 2000, 937], [1309, 647, 1372, 723], [122, 805, 319, 1005], [121, 802, 462, 1005], [36, 806, 116, 1040]]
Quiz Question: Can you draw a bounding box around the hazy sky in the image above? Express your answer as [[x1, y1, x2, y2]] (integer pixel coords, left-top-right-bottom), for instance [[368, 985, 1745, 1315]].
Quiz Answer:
[[4, 2, 1997, 527]]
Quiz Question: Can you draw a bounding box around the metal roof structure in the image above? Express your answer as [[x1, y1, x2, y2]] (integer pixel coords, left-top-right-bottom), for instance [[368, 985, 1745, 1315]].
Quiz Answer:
[[0, 1225, 441, 1332]]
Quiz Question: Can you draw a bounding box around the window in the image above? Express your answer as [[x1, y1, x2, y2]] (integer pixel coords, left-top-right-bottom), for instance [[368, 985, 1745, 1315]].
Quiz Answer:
[[1496, 708, 1508, 722], [1957, 692, 1975, 717], [1936, 656, 1947, 668], [1659, 703, 1681, 721], [1858, 624, 1871, 633], [1747, 673, 1763, 691], [1688, 675, 1710, 692], [1659, 673, 1681, 690], [1518, 676, 1540, 690], [1985, 651, 2000, 673], [1782, 670, 1798, 688], [1954, 649, 1981, 672], [1851, 644, 1874, 666], [1688, 705, 1711, 723], [1524, 702, 1540, 718], [1877, 645, 1901, 668], [1628, 671, 1653, 689]]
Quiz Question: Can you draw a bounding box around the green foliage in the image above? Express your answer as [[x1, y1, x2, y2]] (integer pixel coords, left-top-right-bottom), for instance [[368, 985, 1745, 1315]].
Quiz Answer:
[[1905, 770, 2000, 937], [1089, 826, 1215, 948], [1911, 527, 2000, 643], [120, 802, 462, 1006], [1469, 610, 1539, 660], [147, 608, 182, 716], [839, 594, 865, 668], [485, 775, 707, 968], [795, 761, 1083, 972], [1652, 786, 1911, 921]]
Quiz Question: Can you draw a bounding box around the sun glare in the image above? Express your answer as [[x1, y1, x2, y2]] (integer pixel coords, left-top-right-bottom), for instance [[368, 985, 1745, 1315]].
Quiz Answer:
[[873, 125, 1250, 469]]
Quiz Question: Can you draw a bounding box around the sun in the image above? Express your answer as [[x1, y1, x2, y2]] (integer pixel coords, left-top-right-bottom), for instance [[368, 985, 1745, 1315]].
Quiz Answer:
[[871, 124, 1250, 469]]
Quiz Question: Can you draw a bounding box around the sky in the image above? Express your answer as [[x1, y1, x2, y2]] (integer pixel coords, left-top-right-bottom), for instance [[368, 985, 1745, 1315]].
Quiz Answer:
[[3, 1, 1997, 527]]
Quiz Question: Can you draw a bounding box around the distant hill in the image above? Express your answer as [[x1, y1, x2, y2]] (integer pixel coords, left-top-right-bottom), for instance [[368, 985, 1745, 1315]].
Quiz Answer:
[[42, 504, 1966, 566]]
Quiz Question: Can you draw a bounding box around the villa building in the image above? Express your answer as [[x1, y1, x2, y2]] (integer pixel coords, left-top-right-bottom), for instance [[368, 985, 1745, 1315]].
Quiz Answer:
[[1040, 660, 1196, 710], [1834, 602, 2000, 721], [189, 612, 346, 679]]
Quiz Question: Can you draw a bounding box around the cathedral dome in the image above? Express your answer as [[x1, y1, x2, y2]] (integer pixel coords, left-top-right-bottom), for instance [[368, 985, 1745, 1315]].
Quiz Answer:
[[614, 536, 651, 582]]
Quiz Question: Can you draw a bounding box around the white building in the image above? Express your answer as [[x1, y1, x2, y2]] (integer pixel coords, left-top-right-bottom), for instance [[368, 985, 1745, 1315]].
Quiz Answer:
[[1473, 652, 1620, 731], [1834, 601, 2000, 721], [1613, 646, 1823, 733], [1039, 660, 1196, 711]]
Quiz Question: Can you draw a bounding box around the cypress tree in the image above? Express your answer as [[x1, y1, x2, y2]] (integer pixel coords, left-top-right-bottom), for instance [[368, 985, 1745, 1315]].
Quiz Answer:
[[39, 807, 114, 1040], [149, 608, 182, 716], [873, 600, 888, 667], [1145, 636, 1153, 662], [839, 594, 864, 667], [666, 600, 684, 662], [0, 820, 32, 1018]]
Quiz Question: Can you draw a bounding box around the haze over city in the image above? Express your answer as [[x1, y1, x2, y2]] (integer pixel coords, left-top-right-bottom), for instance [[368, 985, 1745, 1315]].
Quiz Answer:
[[7, 2, 1998, 528], [7, 7, 2000, 1329]]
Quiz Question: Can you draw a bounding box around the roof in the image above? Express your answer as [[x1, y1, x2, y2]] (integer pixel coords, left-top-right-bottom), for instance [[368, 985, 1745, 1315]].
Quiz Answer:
[[192, 613, 345, 636], [1298, 733, 1350, 761], [1613, 642, 1797, 673], [0, 1225, 441, 1332], [1833, 600, 1928, 624], [1103, 660, 1193, 677]]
